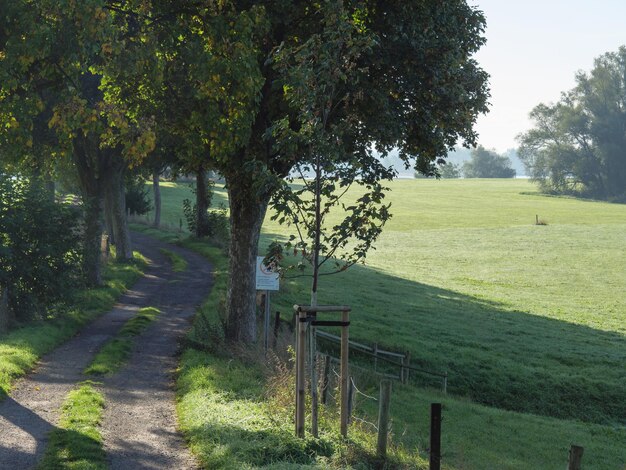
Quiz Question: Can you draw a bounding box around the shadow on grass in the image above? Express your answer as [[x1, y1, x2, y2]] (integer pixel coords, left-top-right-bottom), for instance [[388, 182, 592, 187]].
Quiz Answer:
[[259, 231, 626, 426], [185, 421, 336, 468], [39, 427, 106, 469], [0, 396, 103, 469]]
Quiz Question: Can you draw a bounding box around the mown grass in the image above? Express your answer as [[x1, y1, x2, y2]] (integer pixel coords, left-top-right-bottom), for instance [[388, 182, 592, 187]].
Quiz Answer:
[[135, 181, 229, 232], [37, 382, 106, 470], [84, 307, 160, 376], [0, 254, 146, 401], [258, 179, 626, 425]]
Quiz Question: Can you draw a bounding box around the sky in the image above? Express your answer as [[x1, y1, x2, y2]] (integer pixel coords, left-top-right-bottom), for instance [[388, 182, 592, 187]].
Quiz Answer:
[[470, 0, 626, 153]]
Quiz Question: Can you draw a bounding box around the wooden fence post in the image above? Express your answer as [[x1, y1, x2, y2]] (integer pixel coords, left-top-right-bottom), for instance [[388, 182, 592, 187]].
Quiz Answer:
[[340, 308, 350, 437], [295, 308, 307, 437], [430, 403, 442, 470], [377, 380, 392, 458], [568, 445, 584, 470]]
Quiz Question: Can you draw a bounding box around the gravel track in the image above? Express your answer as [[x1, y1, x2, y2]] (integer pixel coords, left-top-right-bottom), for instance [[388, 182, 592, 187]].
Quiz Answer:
[[0, 231, 213, 469]]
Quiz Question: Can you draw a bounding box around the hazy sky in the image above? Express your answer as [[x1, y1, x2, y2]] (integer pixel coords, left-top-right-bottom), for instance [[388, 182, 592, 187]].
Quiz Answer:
[[470, 0, 626, 152]]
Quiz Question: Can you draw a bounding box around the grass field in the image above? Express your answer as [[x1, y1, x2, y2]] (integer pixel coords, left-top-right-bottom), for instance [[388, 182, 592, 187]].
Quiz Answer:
[[147, 178, 626, 468], [258, 179, 626, 424]]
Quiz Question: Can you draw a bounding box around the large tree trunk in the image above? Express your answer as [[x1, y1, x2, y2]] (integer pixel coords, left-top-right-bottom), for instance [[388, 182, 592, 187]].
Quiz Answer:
[[82, 195, 105, 286], [224, 177, 270, 343], [195, 167, 210, 237], [0, 284, 11, 334], [152, 169, 161, 228], [103, 192, 116, 246], [104, 164, 133, 262], [73, 132, 105, 287]]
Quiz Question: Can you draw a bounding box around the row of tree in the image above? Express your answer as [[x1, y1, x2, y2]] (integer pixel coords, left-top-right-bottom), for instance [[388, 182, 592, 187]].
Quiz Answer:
[[1, 1, 490, 343], [519, 47, 626, 202]]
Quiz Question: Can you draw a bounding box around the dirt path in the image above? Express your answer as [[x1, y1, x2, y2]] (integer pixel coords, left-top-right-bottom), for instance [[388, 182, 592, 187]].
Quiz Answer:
[[0, 231, 213, 469]]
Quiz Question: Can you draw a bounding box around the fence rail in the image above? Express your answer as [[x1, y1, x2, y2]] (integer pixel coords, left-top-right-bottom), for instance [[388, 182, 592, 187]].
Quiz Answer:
[[314, 329, 448, 392]]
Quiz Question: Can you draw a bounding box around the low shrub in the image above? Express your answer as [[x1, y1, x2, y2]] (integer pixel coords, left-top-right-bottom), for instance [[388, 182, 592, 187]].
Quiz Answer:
[[0, 176, 82, 325]]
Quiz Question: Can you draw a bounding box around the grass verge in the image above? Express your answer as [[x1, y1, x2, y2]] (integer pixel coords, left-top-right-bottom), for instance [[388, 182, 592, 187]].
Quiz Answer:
[[160, 248, 188, 272], [84, 307, 161, 376], [0, 254, 146, 401], [37, 382, 106, 470], [131, 225, 422, 468]]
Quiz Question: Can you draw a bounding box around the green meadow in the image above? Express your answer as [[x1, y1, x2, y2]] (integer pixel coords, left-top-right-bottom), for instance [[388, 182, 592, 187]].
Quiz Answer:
[[260, 179, 626, 424], [151, 178, 626, 468]]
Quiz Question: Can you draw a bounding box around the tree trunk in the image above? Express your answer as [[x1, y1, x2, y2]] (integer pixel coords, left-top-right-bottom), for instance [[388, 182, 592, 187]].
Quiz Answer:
[[152, 169, 161, 228], [103, 190, 116, 246], [105, 165, 133, 262], [45, 178, 55, 202], [225, 178, 270, 343], [195, 167, 210, 237], [73, 132, 105, 287], [82, 195, 104, 286], [0, 284, 10, 334]]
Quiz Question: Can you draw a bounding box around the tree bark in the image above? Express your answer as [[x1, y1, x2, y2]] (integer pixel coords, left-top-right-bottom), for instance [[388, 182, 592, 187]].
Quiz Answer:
[[152, 169, 161, 228], [82, 195, 104, 286], [224, 177, 270, 343], [195, 167, 210, 237], [0, 284, 10, 334], [103, 190, 116, 246], [104, 164, 133, 262], [73, 132, 105, 287]]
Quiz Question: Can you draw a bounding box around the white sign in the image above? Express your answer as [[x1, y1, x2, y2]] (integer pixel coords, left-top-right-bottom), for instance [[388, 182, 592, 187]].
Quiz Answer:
[[255, 256, 279, 291]]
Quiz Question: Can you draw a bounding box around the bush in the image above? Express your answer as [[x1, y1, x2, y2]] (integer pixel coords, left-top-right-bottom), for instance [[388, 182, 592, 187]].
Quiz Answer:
[[0, 175, 82, 323], [125, 175, 152, 216]]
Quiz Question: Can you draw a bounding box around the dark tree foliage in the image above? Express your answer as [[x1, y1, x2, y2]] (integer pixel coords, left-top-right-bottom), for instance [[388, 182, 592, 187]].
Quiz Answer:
[[463, 146, 516, 178], [0, 175, 82, 324], [125, 172, 152, 216], [519, 47, 626, 201]]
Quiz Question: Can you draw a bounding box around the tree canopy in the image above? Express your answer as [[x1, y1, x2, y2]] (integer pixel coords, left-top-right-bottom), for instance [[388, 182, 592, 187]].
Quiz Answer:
[[518, 46, 626, 201], [1, 0, 490, 343], [463, 146, 516, 178]]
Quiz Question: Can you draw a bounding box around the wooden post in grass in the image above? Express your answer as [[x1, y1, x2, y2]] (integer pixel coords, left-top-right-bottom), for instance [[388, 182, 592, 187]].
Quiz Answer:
[[430, 403, 442, 470], [295, 308, 307, 437], [568, 445, 584, 470], [340, 308, 350, 437], [377, 380, 392, 458], [294, 304, 351, 438]]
